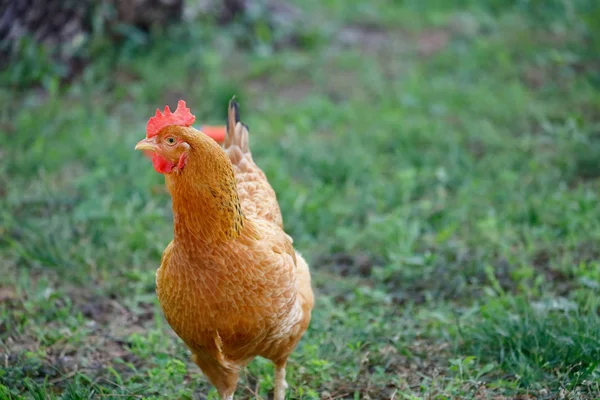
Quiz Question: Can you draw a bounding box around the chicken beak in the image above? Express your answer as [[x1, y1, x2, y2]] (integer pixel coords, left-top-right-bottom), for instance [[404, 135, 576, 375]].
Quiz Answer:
[[135, 137, 157, 152]]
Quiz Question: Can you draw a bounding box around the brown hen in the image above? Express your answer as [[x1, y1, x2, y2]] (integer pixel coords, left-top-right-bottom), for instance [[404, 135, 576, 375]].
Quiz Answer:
[[135, 99, 314, 400]]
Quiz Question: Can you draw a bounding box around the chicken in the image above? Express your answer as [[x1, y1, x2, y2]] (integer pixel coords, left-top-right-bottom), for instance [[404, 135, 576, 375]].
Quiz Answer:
[[134, 99, 314, 400]]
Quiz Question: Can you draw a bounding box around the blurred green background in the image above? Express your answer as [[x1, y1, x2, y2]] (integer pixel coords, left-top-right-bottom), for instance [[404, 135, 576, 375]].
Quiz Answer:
[[1, 0, 600, 398]]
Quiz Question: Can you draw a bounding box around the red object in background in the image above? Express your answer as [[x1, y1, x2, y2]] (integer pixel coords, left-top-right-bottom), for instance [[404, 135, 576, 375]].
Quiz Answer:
[[200, 125, 226, 143]]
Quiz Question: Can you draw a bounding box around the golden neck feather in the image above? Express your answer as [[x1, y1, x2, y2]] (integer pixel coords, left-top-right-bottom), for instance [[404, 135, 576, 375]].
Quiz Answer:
[[165, 128, 245, 245]]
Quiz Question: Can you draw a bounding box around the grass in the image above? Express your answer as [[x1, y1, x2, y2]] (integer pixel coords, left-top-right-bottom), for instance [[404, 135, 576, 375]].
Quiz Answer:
[[1, 0, 600, 398]]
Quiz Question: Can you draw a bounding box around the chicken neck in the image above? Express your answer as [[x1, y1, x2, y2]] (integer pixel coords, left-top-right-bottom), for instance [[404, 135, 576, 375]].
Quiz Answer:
[[165, 148, 245, 247]]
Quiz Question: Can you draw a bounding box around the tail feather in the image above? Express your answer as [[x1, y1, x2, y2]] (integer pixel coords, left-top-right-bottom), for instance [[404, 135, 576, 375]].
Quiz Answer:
[[222, 97, 284, 226], [224, 98, 250, 164], [225, 97, 240, 144]]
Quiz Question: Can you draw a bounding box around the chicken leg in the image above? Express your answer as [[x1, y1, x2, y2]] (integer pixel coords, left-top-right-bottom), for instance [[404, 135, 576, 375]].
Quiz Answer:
[[274, 361, 289, 400], [192, 353, 239, 399]]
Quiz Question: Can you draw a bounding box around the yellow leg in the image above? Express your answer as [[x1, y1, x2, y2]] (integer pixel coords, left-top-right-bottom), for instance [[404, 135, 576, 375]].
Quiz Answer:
[[274, 362, 288, 400]]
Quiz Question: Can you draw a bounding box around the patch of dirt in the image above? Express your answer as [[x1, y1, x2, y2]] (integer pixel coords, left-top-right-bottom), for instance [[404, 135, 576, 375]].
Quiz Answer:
[[573, 241, 600, 264], [384, 340, 448, 384], [489, 257, 520, 293], [573, 134, 600, 183], [384, 251, 525, 304], [522, 60, 600, 91], [0, 287, 16, 302], [3, 331, 146, 390], [247, 78, 313, 103], [467, 137, 487, 160], [79, 296, 116, 325], [315, 340, 452, 399], [75, 333, 144, 373], [417, 29, 450, 57], [1, 287, 161, 391], [336, 24, 451, 58], [314, 252, 385, 305], [0, 286, 18, 335], [73, 292, 154, 336], [316, 252, 384, 278], [531, 242, 599, 295], [523, 65, 551, 90], [337, 24, 393, 54], [245, 23, 454, 103], [387, 261, 478, 305], [531, 249, 573, 295], [455, 249, 586, 299]]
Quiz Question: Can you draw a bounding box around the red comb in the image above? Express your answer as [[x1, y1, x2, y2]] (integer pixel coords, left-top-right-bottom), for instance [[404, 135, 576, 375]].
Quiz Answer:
[[146, 100, 196, 138]]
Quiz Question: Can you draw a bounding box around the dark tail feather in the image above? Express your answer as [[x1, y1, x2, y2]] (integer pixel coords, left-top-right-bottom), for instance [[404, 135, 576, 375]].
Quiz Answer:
[[224, 96, 249, 154]]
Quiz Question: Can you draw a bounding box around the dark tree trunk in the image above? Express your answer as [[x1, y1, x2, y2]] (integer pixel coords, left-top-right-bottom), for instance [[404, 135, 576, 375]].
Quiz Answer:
[[0, 0, 183, 62]]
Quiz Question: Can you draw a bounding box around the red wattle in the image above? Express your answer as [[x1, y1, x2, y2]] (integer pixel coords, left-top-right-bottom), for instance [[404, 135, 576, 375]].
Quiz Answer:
[[152, 153, 175, 174], [177, 153, 188, 170]]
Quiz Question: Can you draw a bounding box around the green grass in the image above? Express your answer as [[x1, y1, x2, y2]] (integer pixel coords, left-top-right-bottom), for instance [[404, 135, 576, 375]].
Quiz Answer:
[[2, 0, 600, 398]]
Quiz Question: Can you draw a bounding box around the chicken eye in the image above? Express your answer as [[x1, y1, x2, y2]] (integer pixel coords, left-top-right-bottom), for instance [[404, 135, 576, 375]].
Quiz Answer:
[[166, 137, 176, 145]]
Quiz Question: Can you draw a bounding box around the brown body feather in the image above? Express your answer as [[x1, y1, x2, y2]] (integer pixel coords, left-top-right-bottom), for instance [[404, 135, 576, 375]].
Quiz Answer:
[[153, 104, 313, 399]]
